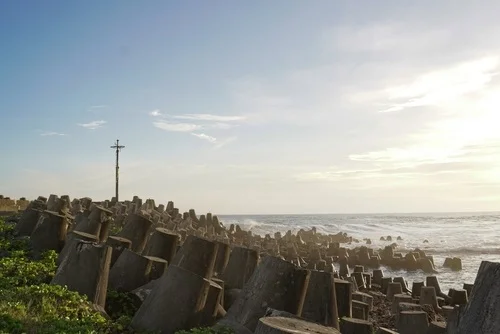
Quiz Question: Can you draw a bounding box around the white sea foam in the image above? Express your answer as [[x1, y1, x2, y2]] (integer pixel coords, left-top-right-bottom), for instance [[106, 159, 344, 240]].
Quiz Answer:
[[218, 212, 500, 291]]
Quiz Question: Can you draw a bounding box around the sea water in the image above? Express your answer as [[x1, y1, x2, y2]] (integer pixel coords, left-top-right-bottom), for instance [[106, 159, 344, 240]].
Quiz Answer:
[[219, 212, 500, 292]]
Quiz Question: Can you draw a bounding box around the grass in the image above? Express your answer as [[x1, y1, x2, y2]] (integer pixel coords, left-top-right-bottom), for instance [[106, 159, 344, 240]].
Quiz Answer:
[[0, 217, 232, 334]]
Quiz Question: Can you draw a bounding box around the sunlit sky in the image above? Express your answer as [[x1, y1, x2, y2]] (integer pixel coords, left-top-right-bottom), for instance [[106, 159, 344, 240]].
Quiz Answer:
[[1, 1, 500, 214]]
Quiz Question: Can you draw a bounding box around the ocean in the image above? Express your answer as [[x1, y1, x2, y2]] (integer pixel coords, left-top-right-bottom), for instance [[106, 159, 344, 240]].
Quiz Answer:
[[218, 212, 500, 292]]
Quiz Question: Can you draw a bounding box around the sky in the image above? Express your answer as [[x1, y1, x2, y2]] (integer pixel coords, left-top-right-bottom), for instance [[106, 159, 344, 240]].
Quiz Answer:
[[1, 1, 500, 214]]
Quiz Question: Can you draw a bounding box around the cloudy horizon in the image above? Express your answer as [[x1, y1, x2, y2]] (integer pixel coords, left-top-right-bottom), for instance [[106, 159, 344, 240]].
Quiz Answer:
[[1, 1, 500, 214]]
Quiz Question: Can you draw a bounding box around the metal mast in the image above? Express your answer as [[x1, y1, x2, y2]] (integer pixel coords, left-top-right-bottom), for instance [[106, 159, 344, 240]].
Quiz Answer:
[[110, 139, 125, 202]]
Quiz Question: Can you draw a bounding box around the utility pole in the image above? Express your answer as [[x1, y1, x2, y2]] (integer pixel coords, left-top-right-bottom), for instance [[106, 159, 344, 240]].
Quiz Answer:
[[110, 139, 125, 202]]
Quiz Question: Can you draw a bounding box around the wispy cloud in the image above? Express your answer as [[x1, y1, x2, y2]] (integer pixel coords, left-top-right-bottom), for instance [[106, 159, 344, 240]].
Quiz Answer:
[[379, 57, 499, 113], [189, 133, 237, 149], [191, 133, 217, 143], [149, 111, 243, 129], [149, 109, 163, 117], [153, 120, 201, 132], [296, 162, 473, 183], [78, 120, 107, 130], [40, 131, 66, 136], [213, 136, 237, 150], [173, 114, 246, 122], [149, 111, 241, 149], [155, 122, 236, 148]]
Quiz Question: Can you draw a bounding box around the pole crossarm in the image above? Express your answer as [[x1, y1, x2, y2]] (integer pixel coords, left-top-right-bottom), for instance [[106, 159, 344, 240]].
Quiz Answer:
[[110, 139, 125, 202]]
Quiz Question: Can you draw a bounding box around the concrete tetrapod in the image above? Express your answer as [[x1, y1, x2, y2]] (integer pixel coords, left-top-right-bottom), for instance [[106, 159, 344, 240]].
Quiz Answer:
[[392, 294, 413, 314], [427, 321, 446, 334], [144, 256, 169, 280], [334, 278, 352, 319], [301, 270, 339, 329], [211, 277, 225, 309], [462, 283, 473, 298], [117, 213, 153, 253], [353, 265, 364, 273], [196, 280, 224, 327], [386, 282, 403, 301], [142, 227, 179, 263], [346, 276, 358, 292], [377, 328, 399, 334], [46, 194, 58, 211], [449, 261, 500, 333], [363, 273, 372, 289], [395, 302, 423, 324], [224, 288, 242, 310], [130, 278, 158, 304], [339, 259, 350, 278], [426, 276, 451, 303], [51, 241, 112, 308], [352, 300, 369, 320], [254, 316, 340, 334], [220, 256, 310, 332], [262, 307, 302, 320], [30, 212, 69, 256], [394, 277, 411, 294], [398, 310, 429, 334], [57, 231, 99, 265], [108, 249, 167, 292], [105, 236, 132, 267], [213, 241, 231, 277], [340, 317, 373, 334], [171, 235, 219, 279], [352, 291, 373, 312], [450, 288, 468, 306], [131, 265, 211, 334], [73, 205, 112, 241], [221, 245, 259, 289], [419, 287, 440, 312], [412, 281, 425, 298], [381, 277, 393, 294], [14, 208, 43, 236], [351, 272, 366, 289], [372, 269, 384, 286]]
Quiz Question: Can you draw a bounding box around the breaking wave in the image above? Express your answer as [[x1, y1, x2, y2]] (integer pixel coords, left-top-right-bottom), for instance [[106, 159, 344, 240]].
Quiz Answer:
[[402, 247, 500, 256]]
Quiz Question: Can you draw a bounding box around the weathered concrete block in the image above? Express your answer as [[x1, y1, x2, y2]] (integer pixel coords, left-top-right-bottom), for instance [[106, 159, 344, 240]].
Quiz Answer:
[[220, 256, 310, 332], [51, 241, 112, 308], [131, 265, 211, 333], [255, 316, 340, 333]]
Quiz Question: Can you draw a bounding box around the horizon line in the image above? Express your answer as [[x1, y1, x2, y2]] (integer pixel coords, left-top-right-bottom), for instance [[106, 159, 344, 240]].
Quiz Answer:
[[217, 210, 500, 216]]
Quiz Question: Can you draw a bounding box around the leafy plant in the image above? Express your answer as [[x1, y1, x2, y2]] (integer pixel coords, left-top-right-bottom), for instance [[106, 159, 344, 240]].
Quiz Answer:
[[0, 218, 231, 334], [105, 290, 141, 320]]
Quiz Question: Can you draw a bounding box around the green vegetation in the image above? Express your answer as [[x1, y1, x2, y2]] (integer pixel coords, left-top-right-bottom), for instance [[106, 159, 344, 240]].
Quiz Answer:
[[0, 217, 232, 334]]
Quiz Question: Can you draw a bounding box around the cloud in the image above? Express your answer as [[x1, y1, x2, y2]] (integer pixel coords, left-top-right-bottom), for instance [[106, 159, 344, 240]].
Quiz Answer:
[[77, 120, 107, 130], [191, 133, 217, 143], [150, 112, 242, 130], [207, 122, 238, 130], [379, 57, 499, 112], [351, 86, 500, 168], [213, 136, 237, 150], [296, 162, 474, 183], [150, 112, 241, 148], [153, 120, 201, 132], [149, 109, 163, 117], [173, 114, 246, 122], [190, 133, 237, 150], [40, 131, 66, 136]]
